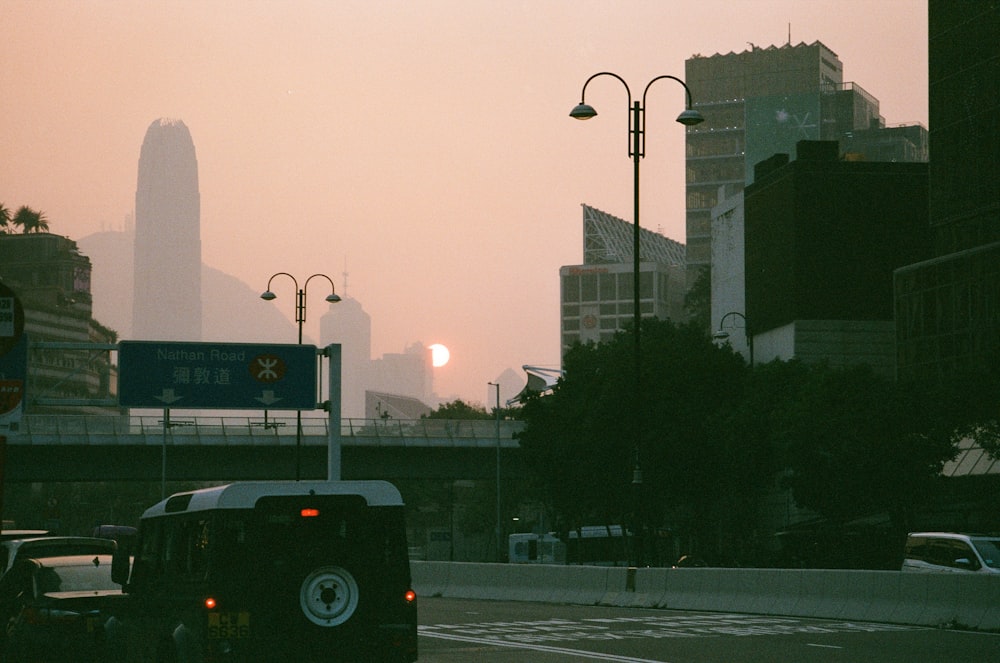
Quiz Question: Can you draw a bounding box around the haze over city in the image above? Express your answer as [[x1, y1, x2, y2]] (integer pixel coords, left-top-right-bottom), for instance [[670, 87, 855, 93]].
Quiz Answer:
[[0, 0, 928, 406]]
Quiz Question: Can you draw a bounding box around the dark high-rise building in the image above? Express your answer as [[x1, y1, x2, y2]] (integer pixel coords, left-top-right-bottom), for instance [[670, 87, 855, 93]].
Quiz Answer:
[[685, 42, 928, 295], [894, 1, 1000, 380], [744, 141, 930, 376], [132, 118, 201, 341]]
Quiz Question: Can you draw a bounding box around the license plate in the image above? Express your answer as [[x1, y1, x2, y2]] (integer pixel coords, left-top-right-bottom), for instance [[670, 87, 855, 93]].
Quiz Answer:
[[208, 612, 250, 638]]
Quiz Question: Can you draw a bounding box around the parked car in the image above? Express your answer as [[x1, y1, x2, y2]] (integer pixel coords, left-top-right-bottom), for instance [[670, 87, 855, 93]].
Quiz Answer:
[[0, 530, 51, 541], [673, 554, 709, 568], [0, 537, 117, 578], [0, 554, 125, 662], [901, 532, 1000, 574], [90, 524, 137, 547]]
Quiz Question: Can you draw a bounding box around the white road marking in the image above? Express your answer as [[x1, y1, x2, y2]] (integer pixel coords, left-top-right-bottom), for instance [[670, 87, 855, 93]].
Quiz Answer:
[[421, 630, 670, 662]]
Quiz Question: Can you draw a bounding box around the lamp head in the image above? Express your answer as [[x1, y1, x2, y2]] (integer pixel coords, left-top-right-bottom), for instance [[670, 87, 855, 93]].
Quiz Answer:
[[676, 108, 705, 126], [260, 290, 277, 301], [569, 103, 597, 120], [712, 330, 731, 341], [325, 293, 342, 304]]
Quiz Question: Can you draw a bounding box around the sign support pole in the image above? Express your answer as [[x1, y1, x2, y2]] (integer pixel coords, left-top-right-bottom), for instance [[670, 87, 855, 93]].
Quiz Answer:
[[0, 434, 7, 528], [326, 344, 342, 481], [162, 408, 169, 500]]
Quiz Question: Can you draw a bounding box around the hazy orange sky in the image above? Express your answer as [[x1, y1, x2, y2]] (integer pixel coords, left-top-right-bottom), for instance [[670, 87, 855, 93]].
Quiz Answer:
[[1, 0, 928, 406]]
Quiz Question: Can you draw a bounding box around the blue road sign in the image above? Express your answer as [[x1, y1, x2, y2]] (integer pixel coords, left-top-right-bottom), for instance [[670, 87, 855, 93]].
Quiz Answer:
[[119, 341, 317, 410]]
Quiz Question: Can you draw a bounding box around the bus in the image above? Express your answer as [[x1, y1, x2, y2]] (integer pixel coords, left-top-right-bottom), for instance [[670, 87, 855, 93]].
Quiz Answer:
[[565, 525, 630, 566], [109, 481, 417, 662]]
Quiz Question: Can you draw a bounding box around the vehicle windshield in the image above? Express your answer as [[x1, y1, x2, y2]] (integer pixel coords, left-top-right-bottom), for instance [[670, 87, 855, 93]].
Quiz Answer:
[[971, 538, 1000, 569], [20, 541, 114, 559], [37, 562, 119, 593]]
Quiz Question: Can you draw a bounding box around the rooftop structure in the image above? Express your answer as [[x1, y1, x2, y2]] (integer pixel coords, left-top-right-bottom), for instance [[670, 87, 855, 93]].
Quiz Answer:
[[561, 205, 685, 358], [685, 41, 927, 303]]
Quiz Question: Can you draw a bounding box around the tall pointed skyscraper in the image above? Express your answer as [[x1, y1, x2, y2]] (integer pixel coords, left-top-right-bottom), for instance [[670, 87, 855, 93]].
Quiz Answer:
[[132, 118, 202, 340]]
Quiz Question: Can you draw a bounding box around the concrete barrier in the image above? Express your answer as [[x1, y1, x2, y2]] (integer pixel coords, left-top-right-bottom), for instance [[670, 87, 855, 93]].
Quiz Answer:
[[547, 565, 623, 605], [410, 560, 451, 598], [411, 561, 1000, 631]]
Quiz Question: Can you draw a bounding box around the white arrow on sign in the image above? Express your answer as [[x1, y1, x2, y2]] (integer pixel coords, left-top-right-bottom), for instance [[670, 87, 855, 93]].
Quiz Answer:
[[255, 390, 283, 406], [153, 389, 184, 405]]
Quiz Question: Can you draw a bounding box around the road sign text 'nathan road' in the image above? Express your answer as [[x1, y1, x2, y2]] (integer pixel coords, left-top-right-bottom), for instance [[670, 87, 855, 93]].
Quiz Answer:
[[118, 341, 318, 410]]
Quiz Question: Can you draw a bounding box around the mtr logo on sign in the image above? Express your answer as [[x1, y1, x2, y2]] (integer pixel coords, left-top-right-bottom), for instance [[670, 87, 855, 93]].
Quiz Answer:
[[251, 354, 287, 383]]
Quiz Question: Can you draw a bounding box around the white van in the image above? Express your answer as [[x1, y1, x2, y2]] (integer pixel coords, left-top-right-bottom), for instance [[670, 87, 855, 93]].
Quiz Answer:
[[901, 532, 1000, 574]]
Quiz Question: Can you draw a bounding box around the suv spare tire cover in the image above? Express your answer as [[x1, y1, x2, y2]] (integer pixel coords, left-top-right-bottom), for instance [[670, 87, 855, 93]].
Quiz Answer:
[[299, 565, 359, 627]]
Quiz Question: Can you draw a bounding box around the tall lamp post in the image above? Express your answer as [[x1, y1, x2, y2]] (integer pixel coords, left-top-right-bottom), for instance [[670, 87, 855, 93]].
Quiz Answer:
[[570, 72, 703, 566], [488, 381, 502, 562], [713, 311, 754, 366], [261, 272, 341, 480]]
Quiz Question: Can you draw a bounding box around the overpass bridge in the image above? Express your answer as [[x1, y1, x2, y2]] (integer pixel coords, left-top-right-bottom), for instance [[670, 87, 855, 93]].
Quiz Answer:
[[9, 415, 526, 482]]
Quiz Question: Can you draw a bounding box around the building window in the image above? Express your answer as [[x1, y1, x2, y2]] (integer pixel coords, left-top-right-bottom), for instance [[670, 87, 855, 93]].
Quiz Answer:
[[600, 273, 616, 299], [617, 274, 633, 298], [581, 274, 598, 302], [562, 275, 580, 302]]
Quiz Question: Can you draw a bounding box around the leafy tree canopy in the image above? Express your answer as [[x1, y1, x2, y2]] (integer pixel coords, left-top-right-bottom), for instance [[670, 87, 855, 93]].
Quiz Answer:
[[517, 317, 1000, 562], [424, 399, 493, 420], [517, 318, 753, 535], [11, 205, 49, 234], [683, 265, 710, 331]]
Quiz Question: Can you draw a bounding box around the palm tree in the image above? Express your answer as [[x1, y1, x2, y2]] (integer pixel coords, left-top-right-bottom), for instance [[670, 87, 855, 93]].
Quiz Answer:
[[0, 203, 10, 233], [12, 206, 49, 234]]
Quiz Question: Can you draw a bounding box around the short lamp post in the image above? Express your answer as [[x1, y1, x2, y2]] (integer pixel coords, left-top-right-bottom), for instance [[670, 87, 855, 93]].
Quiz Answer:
[[570, 72, 703, 567], [261, 272, 341, 480], [713, 311, 754, 366]]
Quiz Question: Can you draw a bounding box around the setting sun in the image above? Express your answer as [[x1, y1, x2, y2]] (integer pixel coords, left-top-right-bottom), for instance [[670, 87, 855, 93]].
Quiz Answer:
[[429, 343, 450, 368]]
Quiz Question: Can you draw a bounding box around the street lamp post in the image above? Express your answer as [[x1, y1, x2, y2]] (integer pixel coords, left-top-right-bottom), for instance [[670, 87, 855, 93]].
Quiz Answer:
[[714, 311, 754, 366], [571, 72, 703, 567], [488, 381, 502, 562], [261, 272, 341, 480]]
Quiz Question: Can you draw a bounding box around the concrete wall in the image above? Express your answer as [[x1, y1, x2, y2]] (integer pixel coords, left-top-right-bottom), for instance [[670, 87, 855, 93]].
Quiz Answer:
[[411, 562, 1000, 631]]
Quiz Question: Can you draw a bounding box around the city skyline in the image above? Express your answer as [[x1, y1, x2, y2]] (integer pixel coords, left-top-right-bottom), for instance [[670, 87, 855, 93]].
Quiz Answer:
[[0, 1, 929, 405]]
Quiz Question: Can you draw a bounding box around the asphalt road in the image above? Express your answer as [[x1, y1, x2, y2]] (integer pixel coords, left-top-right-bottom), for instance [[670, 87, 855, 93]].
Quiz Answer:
[[418, 597, 1000, 662]]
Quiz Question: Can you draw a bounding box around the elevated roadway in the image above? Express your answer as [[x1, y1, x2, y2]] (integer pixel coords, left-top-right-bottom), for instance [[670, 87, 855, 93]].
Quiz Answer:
[[9, 415, 526, 482]]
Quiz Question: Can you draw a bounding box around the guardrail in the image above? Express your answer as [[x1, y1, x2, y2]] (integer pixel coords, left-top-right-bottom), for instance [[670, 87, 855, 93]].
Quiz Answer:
[[16, 415, 525, 447]]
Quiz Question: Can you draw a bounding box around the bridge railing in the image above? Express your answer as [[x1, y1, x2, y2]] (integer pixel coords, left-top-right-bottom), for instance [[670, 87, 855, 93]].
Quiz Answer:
[[17, 415, 525, 447]]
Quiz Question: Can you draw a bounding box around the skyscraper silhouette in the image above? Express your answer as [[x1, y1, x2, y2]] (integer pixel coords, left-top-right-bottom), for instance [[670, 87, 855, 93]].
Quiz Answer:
[[132, 118, 202, 341]]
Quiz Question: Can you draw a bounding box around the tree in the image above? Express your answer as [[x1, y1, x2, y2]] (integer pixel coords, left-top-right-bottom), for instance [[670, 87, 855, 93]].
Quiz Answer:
[[423, 399, 492, 420], [683, 265, 711, 331], [0, 203, 10, 233], [517, 320, 1000, 567], [518, 318, 757, 562], [939, 355, 1000, 459], [775, 362, 969, 552], [12, 205, 49, 234]]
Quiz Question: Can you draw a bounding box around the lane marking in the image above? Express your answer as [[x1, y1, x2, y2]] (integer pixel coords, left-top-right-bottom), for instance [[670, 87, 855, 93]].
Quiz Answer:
[[421, 631, 670, 662], [807, 643, 844, 649]]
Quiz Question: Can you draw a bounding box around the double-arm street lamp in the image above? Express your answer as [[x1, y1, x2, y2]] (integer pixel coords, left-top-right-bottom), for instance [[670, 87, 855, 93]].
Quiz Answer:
[[261, 272, 341, 479], [714, 311, 754, 366], [570, 72, 703, 566]]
